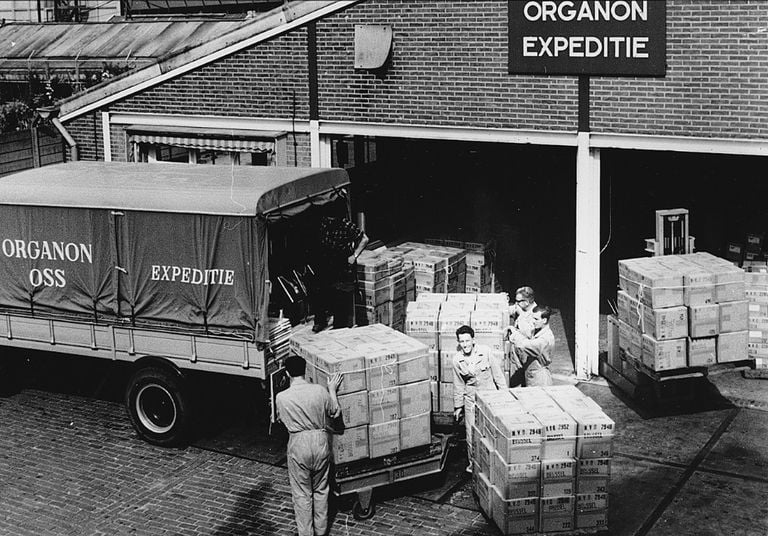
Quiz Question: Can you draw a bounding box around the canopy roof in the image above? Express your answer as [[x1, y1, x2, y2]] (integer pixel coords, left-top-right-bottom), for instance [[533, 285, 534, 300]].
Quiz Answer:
[[0, 162, 349, 217]]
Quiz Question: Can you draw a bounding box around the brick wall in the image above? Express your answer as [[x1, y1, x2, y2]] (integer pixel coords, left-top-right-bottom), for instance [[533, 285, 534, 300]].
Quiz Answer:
[[68, 0, 766, 163], [591, 0, 768, 138], [110, 30, 309, 120], [316, 0, 579, 130], [67, 112, 104, 161]]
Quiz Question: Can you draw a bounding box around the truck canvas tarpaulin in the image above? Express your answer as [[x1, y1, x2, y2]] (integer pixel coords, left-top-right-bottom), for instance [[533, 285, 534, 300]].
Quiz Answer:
[[0, 162, 349, 342]]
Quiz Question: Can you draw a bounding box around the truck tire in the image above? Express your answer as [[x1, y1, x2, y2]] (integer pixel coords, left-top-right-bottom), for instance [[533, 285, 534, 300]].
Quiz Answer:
[[125, 366, 191, 447]]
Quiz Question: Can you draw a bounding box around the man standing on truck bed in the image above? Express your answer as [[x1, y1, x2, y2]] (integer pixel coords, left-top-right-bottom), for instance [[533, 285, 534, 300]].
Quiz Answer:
[[276, 355, 343, 536], [312, 209, 369, 332]]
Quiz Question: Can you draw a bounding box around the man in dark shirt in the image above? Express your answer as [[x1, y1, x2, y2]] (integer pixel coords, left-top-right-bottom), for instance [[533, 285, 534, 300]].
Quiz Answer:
[[312, 213, 369, 332]]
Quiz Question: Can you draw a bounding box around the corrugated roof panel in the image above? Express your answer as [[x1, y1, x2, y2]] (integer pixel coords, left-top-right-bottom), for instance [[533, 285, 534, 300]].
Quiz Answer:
[[0, 20, 255, 62]]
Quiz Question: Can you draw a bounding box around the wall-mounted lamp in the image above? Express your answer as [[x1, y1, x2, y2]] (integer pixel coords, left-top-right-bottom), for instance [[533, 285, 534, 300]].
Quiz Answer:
[[37, 106, 59, 120]]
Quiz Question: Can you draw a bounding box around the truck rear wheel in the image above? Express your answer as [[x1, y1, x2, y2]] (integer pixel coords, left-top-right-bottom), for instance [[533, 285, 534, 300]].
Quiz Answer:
[[126, 366, 191, 447]]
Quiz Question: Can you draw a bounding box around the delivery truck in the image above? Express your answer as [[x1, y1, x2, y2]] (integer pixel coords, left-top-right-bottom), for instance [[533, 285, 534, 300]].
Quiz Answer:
[[0, 161, 351, 446]]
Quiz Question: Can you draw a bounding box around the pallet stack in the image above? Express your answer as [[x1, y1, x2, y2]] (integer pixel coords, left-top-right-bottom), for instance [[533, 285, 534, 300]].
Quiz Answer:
[[355, 250, 414, 331], [744, 262, 768, 363], [472, 386, 614, 534], [404, 293, 511, 423], [426, 238, 496, 294], [289, 323, 432, 464], [617, 252, 748, 373]]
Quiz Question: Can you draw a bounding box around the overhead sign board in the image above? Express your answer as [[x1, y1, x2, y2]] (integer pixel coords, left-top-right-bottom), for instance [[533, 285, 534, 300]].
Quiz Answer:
[[508, 0, 666, 76]]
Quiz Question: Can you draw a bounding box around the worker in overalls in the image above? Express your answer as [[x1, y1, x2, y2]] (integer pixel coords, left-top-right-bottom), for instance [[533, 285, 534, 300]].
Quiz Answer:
[[276, 355, 343, 536], [452, 324, 506, 472], [507, 305, 555, 387]]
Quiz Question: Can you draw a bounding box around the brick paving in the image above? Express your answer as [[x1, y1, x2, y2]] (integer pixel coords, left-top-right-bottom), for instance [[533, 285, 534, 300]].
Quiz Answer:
[[0, 389, 497, 536]]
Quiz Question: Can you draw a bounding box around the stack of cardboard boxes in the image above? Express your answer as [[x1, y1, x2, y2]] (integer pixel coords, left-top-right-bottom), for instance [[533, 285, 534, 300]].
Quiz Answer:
[[356, 250, 415, 331], [388, 241, 468, 296], [473, 386, 614, 534], [289, 323, 432, 464], [744, 263, 768, 363], [425, 238, 496, 294], [616, 252, 748, 372], [405, 293, 510, 421]]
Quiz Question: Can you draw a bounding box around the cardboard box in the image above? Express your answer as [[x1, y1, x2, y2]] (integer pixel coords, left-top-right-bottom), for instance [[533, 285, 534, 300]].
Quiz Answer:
[[688, 303, 720, 338], [314, 348, 367, 395], [717, 330, 748, 363], [439, 381, 454, 412], [618, 319, 642, 359], [618, 257, 685, 308], [688, 337, 716, 367], [576, 509, 609, 530], [474, 469, 493, 518], [494, 413, 543, 464], [576, 492, 608, 513], [399, 380, 432, 417], [440, 349, 455, 382], [642, 334, 687, 371], [531, 409, 577, 459], [719, 300, 749, 333], [542, 458, 577, 481], [363, 345, 398, 389], [540, 513, 575, 534], [405, 308, 440, 334], [539, 496, 575, 532], [368, 386, 400, 425], [643, 305, 688, 340], [427, 349, 439, 381], [577, 476, 609, 494], [491, 485, 539, 535], [542, 480, 575, 498], [746, 232, 764, 254], [476, 435, 494, 477], [490, 451, 541, 499], [395, 347, 430, 385], [617, 290, 640, 327], [368, 419, 400, 458], [658, 255, 716, 306], [360, 277, 392, 307], [400, 412, 431, 450], [430, 380, 439, 412], [332, 425, 369, 464], [570, 412, 614, 459], [385, 271, 407, 302], [338, 390, 369, 428], [356, 252, 389, 282], [577, 458, 611, 479]]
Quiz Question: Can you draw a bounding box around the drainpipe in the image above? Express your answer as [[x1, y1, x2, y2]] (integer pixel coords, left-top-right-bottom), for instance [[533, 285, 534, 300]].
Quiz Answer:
[[38, 106, 78, 161]]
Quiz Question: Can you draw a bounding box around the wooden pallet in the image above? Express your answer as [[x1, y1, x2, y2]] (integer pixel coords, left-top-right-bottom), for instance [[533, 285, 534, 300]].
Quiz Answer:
[[600, 355, 706, 409]]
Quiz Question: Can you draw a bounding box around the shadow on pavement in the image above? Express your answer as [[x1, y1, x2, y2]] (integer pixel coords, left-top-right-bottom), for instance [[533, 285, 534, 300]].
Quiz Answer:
[[211, 481, 282, 536]]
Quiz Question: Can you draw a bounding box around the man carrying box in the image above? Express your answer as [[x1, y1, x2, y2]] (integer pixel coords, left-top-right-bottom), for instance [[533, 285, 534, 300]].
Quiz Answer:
[[276, 355, 343, 536], [453, 324, 506, 472], [507, 305, 555, 387], [312, 207, 369, 333]]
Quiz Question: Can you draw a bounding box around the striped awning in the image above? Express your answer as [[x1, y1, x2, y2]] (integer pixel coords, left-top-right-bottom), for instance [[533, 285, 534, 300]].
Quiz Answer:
[[130, 133, 274, 153]]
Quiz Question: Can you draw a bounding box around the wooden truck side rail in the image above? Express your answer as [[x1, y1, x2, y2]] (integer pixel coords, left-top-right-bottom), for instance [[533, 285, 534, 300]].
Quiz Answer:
[[0, 312, 266, 379]]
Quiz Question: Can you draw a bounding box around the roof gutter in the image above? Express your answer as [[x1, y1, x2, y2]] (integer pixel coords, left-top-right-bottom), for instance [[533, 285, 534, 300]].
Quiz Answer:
[[58, 0, 363, 123]]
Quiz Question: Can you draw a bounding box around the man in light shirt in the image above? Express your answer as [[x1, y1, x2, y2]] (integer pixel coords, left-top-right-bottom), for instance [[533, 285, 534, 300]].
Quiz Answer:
[[507, 305, 555, 387], [508, 286, 537, 386], [276, 355, 343, 536], [452, 324, 506, 472]]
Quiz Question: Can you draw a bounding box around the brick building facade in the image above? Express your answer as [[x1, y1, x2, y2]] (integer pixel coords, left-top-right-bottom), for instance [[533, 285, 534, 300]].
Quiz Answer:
[[53, 0, 768, 376]]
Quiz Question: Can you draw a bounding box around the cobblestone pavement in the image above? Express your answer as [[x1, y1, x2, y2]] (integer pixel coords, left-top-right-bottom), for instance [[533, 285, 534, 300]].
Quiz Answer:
[[0, 389, 495, 536]]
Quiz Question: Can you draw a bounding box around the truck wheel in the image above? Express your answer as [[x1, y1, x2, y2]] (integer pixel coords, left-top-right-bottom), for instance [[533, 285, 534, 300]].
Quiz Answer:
[[125, 367, 190, 447]]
